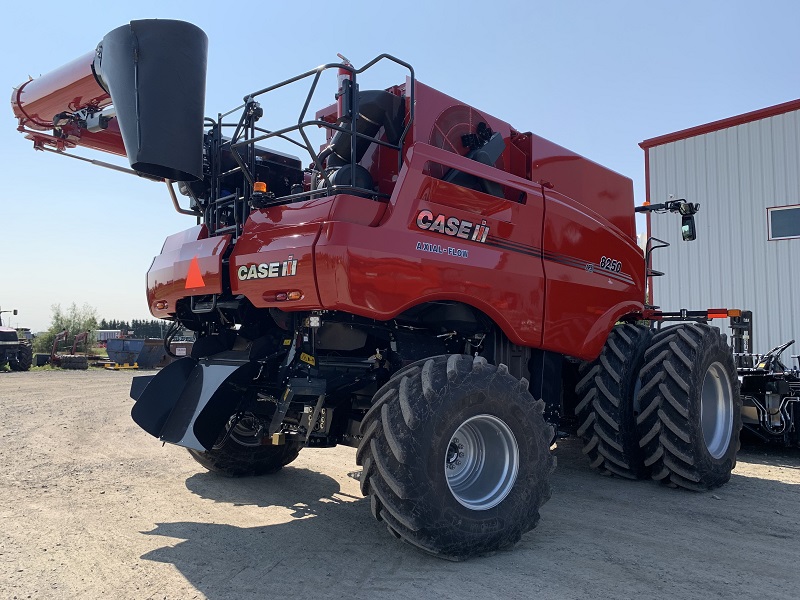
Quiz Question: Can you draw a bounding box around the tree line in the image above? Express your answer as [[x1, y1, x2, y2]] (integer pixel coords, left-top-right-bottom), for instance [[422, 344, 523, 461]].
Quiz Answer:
[[32, 303, 170, 353], [98, 318, 168, 338]]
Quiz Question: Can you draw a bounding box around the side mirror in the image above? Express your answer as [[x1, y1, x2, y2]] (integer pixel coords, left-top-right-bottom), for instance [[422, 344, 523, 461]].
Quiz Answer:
[[681, 215, 696, 241]]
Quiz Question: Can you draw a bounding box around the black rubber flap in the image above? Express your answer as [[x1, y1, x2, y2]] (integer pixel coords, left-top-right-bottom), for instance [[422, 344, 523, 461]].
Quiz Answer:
[[129, 374, 155, 401], [94, 20, 208, 181], [159, 358, 257, 450], [130, 357, 197, 438]]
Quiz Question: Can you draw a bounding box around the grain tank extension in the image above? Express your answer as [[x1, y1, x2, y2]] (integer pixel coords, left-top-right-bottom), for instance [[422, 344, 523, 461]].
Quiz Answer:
[[12, 19, 742, 560]]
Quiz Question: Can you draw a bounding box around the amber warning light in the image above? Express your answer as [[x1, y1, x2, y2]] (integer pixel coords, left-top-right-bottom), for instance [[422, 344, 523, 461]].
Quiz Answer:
[[264, 290, 304, 302], [707, 308, 741, 319], [253, 181, 267, 193]]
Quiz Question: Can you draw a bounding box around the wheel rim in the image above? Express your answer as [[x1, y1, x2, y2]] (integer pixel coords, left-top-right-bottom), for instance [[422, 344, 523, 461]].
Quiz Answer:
[[445, 414, 519, 511], [700, 362, 734, 459]]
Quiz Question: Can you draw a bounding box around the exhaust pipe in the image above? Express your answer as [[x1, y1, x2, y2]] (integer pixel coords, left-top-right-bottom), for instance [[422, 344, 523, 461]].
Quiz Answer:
[[93, 20, 208, 181]]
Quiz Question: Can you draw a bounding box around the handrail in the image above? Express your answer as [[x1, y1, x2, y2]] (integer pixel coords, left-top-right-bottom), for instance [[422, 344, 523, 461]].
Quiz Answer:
[[202, 55, 414, 239], [232, 56, 413, 197]]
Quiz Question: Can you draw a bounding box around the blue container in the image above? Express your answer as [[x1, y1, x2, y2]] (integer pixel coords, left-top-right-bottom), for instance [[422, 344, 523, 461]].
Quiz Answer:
[[106, 338, 145, 366], [137, 339, 167, 368], [106, 338, 168, 368]]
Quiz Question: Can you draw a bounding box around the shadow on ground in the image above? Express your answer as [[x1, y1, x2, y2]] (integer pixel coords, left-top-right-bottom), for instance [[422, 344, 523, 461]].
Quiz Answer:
[[139, 440, 800, 600], [141, 467, 448, 599]]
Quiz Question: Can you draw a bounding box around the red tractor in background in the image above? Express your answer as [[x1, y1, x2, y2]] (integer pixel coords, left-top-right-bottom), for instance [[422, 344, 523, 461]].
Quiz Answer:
[[12, 20, 741, 559]]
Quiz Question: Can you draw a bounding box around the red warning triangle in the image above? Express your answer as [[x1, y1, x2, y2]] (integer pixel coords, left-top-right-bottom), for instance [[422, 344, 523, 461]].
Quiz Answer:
[[185, 256, 206, 289]]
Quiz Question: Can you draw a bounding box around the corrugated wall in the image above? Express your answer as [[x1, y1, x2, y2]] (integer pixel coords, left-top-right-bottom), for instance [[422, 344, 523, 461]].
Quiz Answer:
[[648, 109, 800, 356]]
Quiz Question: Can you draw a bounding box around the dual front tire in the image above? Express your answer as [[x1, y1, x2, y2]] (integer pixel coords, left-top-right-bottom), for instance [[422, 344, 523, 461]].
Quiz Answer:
[[576, 323, 741, 490], [636, 323, 741, 489]]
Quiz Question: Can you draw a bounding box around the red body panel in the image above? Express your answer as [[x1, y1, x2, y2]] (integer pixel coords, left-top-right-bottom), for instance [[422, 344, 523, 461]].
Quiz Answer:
[[530, 134, 636, 240], [230, 197, 389, 310], [144, 138, 643, 360], [541, 186, 644, 358], [147, 225, 230, 318], [310, 143, 547, 347], [232, 221, 322, 309]]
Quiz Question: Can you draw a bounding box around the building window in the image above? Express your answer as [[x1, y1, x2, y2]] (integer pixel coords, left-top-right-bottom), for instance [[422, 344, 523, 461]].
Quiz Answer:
[[768, 205, 800, 240]]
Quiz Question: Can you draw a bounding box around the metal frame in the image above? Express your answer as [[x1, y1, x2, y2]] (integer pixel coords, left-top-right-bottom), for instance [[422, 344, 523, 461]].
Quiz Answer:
[[205, 55, 415, 239], [766, 204, 800, 241]]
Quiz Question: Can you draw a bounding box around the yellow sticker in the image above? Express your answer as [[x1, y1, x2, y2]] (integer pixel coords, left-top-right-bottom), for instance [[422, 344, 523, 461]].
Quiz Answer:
[[300, 352, 316, 366], [283, 339, 292, 346]]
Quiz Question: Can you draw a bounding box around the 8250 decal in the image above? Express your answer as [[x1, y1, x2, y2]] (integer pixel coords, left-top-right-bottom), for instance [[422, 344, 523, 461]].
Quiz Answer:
[[599, 256, 622, 273]]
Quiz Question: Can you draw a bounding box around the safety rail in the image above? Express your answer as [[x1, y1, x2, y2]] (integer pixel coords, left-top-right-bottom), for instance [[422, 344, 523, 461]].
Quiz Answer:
[[203, 55, 415, 238]]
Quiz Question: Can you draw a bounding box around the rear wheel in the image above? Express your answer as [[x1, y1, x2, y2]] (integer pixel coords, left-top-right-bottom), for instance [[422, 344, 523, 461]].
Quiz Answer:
[[357, 354, 554, 560], [187, 413, 303, 476], [575, 324, 653, 479], [9, 341, 33, 371], [636, 324, 741, 490]]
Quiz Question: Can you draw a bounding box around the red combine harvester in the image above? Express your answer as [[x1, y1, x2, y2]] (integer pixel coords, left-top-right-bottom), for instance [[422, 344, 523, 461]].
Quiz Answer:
[[12, 20, 742, 559]]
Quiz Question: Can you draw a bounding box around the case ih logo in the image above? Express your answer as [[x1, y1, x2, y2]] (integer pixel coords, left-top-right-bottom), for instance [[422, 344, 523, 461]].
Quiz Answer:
[[415, 210, 489, 243], [237, 256, 298, 280]]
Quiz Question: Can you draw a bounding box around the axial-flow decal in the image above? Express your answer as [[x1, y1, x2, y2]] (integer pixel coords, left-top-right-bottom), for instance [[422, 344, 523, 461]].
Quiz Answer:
[[415, 241, 469, 258]]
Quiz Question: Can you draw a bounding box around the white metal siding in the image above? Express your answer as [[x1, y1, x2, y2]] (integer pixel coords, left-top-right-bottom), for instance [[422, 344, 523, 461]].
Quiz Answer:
[[648, 109, 800, 355]]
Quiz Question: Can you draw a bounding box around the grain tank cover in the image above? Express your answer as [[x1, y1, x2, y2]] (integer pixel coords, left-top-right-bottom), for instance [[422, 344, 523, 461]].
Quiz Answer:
[[93, 20, 208, 181]]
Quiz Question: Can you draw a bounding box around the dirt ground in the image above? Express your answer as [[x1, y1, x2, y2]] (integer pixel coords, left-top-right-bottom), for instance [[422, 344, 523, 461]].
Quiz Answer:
[[1, 369, 799, 600]]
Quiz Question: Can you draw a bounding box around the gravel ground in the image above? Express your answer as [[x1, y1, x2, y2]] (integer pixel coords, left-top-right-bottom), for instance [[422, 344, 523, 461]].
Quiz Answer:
[[1, 369, 799, 599]]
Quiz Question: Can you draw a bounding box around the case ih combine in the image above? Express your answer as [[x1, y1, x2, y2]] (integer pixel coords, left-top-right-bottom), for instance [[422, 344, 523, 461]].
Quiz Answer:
[[12, 20, 742, 559]]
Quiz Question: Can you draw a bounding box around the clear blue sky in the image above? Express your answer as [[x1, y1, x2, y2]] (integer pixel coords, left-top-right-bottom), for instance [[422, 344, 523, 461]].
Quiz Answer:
[[1, 0, 797, 331]]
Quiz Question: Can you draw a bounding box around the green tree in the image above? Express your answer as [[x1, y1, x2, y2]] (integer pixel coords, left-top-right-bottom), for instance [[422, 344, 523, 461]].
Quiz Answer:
[[98, 318, 168, 338], [33, 303, 98, 354]]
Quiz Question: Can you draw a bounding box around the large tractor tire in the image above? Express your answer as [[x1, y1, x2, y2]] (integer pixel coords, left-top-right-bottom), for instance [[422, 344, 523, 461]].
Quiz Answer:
[[575, 323, 654, 479], [356, 354, 555, 560], [187, 414, 303, 477], [61, 355, 89, 370], [9, 341, 33, 372], [636, 323, 741, 491]]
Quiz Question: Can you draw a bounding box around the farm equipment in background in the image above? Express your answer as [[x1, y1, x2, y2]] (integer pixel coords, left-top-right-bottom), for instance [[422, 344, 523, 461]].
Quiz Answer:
[[105, 337, 167, 369], [50, 330, 90, 370], [728, 311, 800, 446], [12, 19, 743, 559], [0, 308, 33, 371]]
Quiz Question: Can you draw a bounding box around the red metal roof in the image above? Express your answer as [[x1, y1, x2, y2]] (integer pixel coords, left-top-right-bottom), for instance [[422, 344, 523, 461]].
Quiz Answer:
[[639, 98, 800, 149]]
